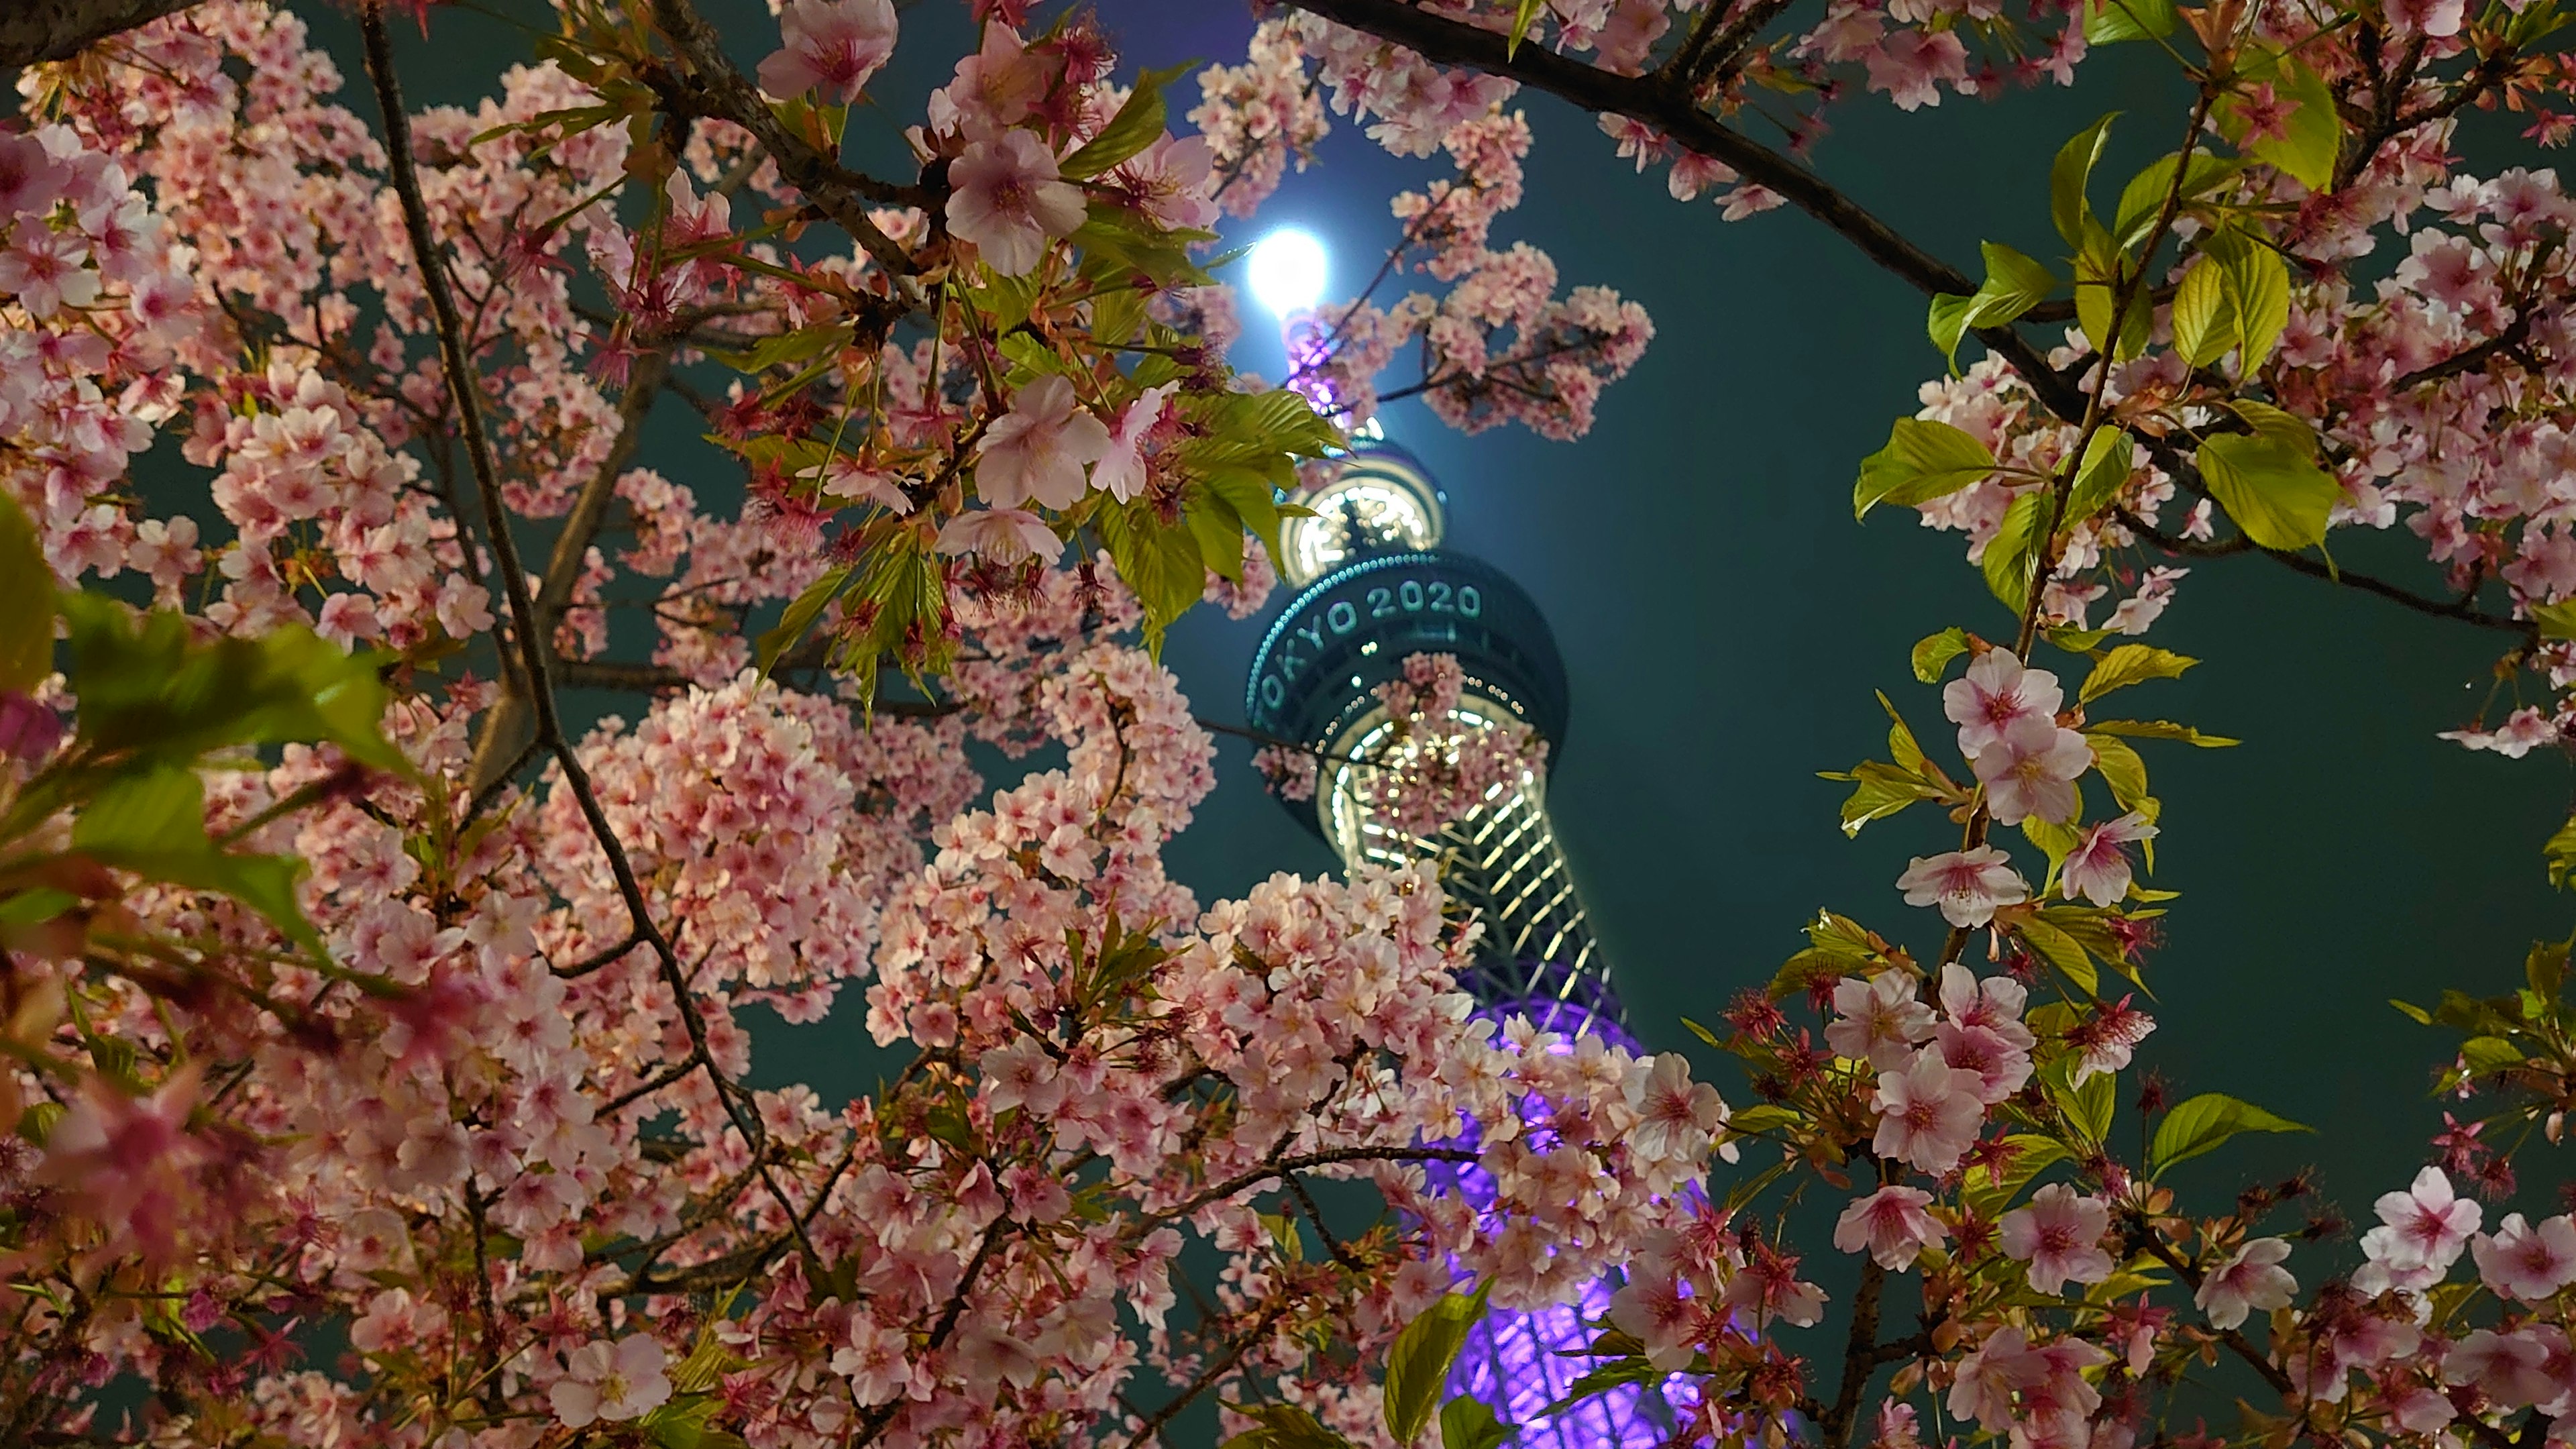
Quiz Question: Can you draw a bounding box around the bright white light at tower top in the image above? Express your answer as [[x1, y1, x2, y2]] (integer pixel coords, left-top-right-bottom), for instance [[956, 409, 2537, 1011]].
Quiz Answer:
[[1246, 229, 1328, 314]]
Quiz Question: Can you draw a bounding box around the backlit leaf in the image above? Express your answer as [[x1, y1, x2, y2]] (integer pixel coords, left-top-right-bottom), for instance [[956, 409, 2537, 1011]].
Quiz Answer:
[[0, 493, 50, 694], [2196, 431, 2339, 551], [2149, 1092, 2310, 1175], [1855, 418, 1999, 519], [2079, 644, 2197, 703]]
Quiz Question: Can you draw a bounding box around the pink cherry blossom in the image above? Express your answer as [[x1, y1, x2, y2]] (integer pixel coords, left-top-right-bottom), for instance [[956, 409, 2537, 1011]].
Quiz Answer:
[[1972, 725, 2092, 826], [2061, 811, 2157, 906], [1870, 1050, 1984, 1173], [1093, 382, 1176, 503], [2472, 1213, 2576, 1301], [1944, 649, 2065, 757], [551, 1336, 672, 1427], [757, 0, 898, 104], [1896, 845, 2029, 927], [975, 373, 1113, 510], [946, 129, 1087, 277], [2361, 1165, 2482, 1274], [935, 507, 1065, 564], [2194, 1237, 2297, 1329], [1826, 971, 1935, 1069], [1833, 1185, 1949, 1269], [2443, 1328, 2563, 1407], [2000, 1183, 2116, 1295]]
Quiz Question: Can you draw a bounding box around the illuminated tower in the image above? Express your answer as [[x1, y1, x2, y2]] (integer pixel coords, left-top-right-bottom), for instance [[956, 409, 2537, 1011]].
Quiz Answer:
[[1243, 439, 1678, 1448]]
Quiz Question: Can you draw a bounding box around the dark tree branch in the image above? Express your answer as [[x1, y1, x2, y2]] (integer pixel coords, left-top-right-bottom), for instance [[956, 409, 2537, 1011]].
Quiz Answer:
[[1123, 1300, 1292, 1449], [2114, 506, 2535, 637], [358, 0, 826, 1283], [1282, 0, 2092, 424], [647, 0, 924, 276], [1, 0, 197, 69]]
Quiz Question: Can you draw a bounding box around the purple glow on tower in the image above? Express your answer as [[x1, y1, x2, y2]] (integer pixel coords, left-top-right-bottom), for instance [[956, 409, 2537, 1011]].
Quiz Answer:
[[1436, 991, 1695, 1449]]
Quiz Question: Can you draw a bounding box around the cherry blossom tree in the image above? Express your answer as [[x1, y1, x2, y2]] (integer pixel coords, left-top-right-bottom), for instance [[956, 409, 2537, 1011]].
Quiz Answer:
[[3, 0, 2576, 1446]]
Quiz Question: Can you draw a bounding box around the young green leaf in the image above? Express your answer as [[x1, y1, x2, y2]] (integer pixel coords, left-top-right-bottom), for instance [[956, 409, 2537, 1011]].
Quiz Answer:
[[1928, 292, 1974, 370], [1854, 418, 1999, 519], [2088, 718, 2241, 747], [2170, 254, 2237, 368], [2084, 0, 2177, 44], [0, 493, 50, 694], [1058, 63, 1193, 178], [2063, 425, 2135, 521], [2216, 50, 2341, 193], [2196, 431, 2340, 551], [2226, 398, 2318, 458], [1983, 488, 2050, 611], [758, 564, 854, 676], [2052, 115, 2119, 248], [2084, 731, 2152, 812], [2079, 643, 2198, 703], [1913, 627, 1971, 683], [2149, 1092, 2310, 1175], [1966, 241, 2057, 333], [2112, 152, 2239, 250], [2213, 230, 2291, 369], [1439, 1398, 1513, 1449], [1384, 1285, 1492, 1446]]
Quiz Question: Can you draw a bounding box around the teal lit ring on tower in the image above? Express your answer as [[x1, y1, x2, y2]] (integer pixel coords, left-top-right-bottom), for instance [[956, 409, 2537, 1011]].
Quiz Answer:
[[1244, 550, 1570, 843]]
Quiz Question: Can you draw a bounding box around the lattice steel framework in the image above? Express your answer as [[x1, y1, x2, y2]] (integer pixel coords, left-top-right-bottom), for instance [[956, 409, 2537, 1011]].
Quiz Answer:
[[1242, 440, 1682, 1446]]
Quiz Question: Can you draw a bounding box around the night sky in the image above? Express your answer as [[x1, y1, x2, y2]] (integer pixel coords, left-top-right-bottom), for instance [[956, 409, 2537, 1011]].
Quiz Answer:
[[362, 0, 2576, 1267]]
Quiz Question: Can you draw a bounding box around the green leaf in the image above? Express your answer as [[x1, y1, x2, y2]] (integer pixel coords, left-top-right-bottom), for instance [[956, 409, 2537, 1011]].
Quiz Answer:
[[1823, 759, 1949, 837], [2113, 152, 2240, 249], [2528, 935, 2569, 1001], [2064, 426, 2135, 523], [2546, 814, 2576, 889], [2019, 916, 2099, 996], [2530, 600, 2576, 642], [2088, 718, 2239, 746], [1097, 501, 1208, 654], [2072, 241, 2151, 362], [1966, 241, 2057, 333], [2390, 997, 2434, 1024], [2085, 0, 2177, 44], [757, 564, 853, 676], [2216, 49, 2342, 193], [1983, 488, 2050, 612], [73, 763, 328, 958], [1440, 1397, 1513, 1449], [1219, 1405, 1354, 1449], [1913, 627, 1971, 683], [2196, 431, 2340, 552], [58, 595, 408, 775], [1541, 1356, 1666, 1417], [2084, 732, 2151, 812], [2227, 398, 2317, 457], [1928, 293, 1974, 369], [2080, 644, 2197, 703], [2066, 1069, 2117, 1144], [1507, 0, 1546, 55], [1855, 419, 1998, 519], [2214, 230, 2291, 370], [1385, 1285, 1491, 1447], [2149, 1091, 2310, 1175], [0, 493, 51, 694], [1058, 64, 1193, 179], [2171, 254, 2237, 368], [2052, 115, 2120, 248]]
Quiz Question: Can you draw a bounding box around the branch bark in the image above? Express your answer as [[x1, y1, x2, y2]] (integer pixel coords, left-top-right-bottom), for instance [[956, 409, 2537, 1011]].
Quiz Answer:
[[1, 0, 197, 70]]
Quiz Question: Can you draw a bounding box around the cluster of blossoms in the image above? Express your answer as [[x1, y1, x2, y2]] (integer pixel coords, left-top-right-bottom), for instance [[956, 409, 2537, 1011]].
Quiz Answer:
[[1348, 652, 1550, 840], [0, 0, 1719, 1441], [1195, 36, 1654, 440]]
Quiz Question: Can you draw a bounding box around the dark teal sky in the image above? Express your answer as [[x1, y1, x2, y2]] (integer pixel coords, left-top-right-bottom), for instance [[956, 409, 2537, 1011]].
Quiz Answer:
[[364, 0, 2575, 1226]]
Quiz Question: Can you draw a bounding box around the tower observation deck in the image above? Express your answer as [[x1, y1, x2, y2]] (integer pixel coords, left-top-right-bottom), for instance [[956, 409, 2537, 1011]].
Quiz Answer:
[[1242, 440, 1678, 1446]]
